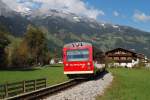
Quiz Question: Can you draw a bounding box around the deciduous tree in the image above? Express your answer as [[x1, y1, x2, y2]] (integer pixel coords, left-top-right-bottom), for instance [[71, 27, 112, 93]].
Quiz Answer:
[[24, 25, 48, 65]]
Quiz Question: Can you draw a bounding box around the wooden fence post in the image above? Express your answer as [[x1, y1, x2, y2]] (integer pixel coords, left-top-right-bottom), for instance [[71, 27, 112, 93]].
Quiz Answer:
[[34, 80, 36, 90], [45, 78, 47, 88], [23, 81, 25, 93], [4, 83, 8, 98]]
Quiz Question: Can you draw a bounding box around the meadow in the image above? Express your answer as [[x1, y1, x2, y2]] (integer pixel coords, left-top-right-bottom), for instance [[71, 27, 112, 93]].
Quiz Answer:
[[0, 64, 68, 86], [1, 65, 150, 100], [97, 68, 150, 100]]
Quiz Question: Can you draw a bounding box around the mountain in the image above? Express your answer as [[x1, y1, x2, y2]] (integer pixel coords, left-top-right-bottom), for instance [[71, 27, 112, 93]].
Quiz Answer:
[[28, 10, 150, 56], [0, 0, 31, 36], [0, 0, 15, 17], [0, 0, 150, 57], [28, 9, 150, 38]]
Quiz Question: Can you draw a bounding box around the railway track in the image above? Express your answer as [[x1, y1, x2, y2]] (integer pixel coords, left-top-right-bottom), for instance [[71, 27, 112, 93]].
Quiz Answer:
[[6, 78, 87, 100]]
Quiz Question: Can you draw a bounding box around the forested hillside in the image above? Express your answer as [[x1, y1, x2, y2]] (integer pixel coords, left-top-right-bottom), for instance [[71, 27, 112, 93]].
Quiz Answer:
[[0, 0, 150, 61]]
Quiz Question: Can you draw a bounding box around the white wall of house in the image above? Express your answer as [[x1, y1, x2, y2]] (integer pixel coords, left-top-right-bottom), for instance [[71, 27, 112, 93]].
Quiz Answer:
[[146, 63, 150, 68], [95, 63, 105, 69], [50, 59, 55, 64], [108, 59, 140, 68]]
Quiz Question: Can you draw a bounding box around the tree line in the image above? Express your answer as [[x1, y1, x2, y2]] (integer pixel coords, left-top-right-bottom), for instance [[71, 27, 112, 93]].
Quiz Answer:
[[0, 25, 50, 69]]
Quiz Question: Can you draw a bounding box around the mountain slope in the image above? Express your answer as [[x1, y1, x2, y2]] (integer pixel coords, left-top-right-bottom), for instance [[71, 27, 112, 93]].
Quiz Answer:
[[0, 0, 150, 57], [0, 0, 31, 36], [0, 0, 15, 17]]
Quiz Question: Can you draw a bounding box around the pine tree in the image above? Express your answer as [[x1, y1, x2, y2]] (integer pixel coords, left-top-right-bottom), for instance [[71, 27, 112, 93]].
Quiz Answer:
[[0, 32, 9, 68]]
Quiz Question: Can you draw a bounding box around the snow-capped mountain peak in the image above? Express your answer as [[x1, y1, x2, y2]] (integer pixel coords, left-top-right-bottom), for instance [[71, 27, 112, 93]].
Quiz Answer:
[[112, 25, 119, 28], [0, 0, 15, 16]]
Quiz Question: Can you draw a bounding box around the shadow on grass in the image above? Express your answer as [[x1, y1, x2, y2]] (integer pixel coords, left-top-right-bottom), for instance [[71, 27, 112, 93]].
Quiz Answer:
[[48, 64, 63, 67], [94, 70, 109, 80], [0, 67, 40, 71]]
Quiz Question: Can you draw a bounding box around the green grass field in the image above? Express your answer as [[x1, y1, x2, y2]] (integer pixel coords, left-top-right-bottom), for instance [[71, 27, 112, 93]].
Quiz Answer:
[[97, 68, 150, 100], [0, 64, 68, 86]]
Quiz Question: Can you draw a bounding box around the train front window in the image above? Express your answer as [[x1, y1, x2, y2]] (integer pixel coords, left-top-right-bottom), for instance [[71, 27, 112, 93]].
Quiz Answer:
[[67, 49, 89, 61]]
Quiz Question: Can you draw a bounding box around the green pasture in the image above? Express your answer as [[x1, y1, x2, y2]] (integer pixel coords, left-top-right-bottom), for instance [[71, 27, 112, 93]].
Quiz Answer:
[[0, 64, 68, 86], [97, 68, 150, 100]]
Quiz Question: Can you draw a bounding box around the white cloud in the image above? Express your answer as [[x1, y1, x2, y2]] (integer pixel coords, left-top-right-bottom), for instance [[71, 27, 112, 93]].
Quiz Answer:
[[113, 11, 119, 17], [1, 0, 104, 19], [133, 11, 150, 22], [2, 0, 31, 13]]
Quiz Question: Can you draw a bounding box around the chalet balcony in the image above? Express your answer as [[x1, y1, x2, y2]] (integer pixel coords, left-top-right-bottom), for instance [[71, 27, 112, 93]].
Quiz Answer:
[[107, 53, 133, 57]]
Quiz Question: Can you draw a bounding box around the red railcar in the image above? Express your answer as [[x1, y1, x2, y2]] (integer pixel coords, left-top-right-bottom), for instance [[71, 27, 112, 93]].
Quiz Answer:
[[63, 42, 105, 77]]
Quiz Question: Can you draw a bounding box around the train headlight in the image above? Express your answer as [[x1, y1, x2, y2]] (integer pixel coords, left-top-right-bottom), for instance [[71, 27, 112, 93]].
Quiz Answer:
[[87, 62, 90, 66], [66, 63, 69, 66], [87, 62, 91, 70]]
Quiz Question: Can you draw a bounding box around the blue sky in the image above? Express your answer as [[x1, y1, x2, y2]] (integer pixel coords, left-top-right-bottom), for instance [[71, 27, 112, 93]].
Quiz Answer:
[[86, 0, 150, 32], [2, 0, 150, 32]]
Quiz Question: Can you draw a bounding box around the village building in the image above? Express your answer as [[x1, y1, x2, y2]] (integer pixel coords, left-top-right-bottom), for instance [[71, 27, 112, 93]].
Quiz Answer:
[[93, 50, 106, 68], [105, 48, 139, 68], [50, 58, 63, 64], [137, 53, 147, 63], [144, 58, 150, 68]]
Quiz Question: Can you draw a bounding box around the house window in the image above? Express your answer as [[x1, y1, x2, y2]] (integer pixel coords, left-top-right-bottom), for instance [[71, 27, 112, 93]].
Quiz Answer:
[[114, 57, 119, 60], [127, 57, 132, 60], [109, 57, 112, 60], [121, 57, 126, 60]]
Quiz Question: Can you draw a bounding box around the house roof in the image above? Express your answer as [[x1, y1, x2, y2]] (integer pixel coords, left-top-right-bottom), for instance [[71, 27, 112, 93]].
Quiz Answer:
[[105, 48, 137, 54], [136, 53, 145, 59]]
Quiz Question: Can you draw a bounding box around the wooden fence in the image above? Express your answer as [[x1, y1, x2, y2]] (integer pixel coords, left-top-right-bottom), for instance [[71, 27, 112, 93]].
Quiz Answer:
[[0, 78, 46, 99]]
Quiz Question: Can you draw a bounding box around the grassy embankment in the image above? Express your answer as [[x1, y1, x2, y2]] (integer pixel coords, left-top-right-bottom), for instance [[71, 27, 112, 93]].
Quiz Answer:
[[0, 64, 68, 86], [97, 68, 150, 100]]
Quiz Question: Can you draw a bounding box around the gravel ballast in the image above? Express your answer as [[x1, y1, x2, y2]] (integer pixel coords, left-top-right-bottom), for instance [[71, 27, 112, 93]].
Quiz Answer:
[[46, 72, 113, 100]]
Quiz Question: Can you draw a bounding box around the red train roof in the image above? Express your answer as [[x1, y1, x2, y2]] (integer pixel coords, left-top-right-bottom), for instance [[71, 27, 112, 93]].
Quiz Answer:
[[64, 42, 92, 48]]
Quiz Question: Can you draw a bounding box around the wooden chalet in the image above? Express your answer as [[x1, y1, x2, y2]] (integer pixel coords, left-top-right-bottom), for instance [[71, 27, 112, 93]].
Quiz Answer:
[[136, 53, 146, 63], [105, 48, 138, 67]]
